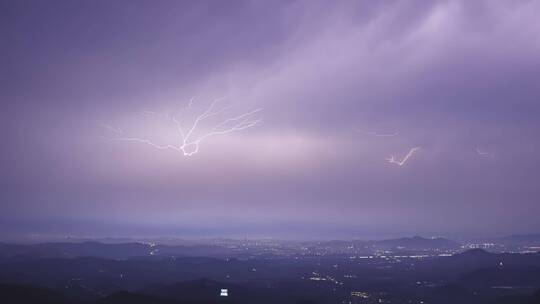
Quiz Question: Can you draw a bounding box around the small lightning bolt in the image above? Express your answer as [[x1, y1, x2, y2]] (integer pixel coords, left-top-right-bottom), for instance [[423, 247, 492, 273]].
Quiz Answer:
[[99, 123, 123, 135], [387, 147, 421, 166], [102, 98, 262, 157], [476, 146, 494, 159], [140, 110, 169, 119], [355, 128, 398, 137]]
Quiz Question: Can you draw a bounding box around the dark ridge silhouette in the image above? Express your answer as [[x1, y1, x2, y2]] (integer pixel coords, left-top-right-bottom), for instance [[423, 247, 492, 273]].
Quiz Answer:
[[144, 278, 226, 300], [0, 242, 237, 260], [0, 242, 151, 259], [430, 284, 477, 304], [459, 267, 540, 289], [0, 283, 71, 304], [97, 291, 178, 304], [493, 288, 540, 304], [143, 278, 279, 304]]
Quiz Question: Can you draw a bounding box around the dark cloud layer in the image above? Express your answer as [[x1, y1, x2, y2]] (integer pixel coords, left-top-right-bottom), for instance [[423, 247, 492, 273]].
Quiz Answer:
[[1, 0, 540, 239]]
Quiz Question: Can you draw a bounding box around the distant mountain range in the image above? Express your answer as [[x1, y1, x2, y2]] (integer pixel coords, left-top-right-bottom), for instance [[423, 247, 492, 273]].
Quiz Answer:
[[0, 241, 236, 259], [1, 234, 540, 261], [367, 236, 461, 250], [317, 236, 462, 251], [497, 234, 540, 245], [0, 236, 459, 260]]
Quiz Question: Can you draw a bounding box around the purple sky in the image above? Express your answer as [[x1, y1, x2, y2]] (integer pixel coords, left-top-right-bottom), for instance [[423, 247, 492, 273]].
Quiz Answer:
[[1, 0, 540, 240]]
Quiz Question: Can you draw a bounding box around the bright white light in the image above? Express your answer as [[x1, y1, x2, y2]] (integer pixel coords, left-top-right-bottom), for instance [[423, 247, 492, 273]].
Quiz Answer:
[[387, 147, 421, 166], [102, 98, 262, 156]]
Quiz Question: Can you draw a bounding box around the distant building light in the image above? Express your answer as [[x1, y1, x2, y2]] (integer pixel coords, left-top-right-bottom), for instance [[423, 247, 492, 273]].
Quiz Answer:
[[351, 291, 370, 298]]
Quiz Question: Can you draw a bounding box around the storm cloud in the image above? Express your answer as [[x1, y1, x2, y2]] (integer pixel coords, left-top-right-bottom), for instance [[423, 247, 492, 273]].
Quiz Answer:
[[1, 0, 540, 239]]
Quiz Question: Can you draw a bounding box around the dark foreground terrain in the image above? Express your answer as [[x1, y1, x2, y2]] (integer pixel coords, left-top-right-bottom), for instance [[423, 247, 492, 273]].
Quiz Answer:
[[1, 237, 540, 304]]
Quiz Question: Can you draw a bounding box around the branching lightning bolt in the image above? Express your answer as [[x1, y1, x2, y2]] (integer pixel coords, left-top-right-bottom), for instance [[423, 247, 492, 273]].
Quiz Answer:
[[387, 147, 421, 166], [102, 98, 262, 156]]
